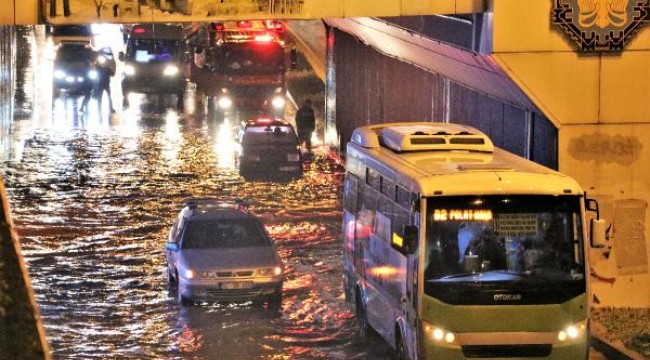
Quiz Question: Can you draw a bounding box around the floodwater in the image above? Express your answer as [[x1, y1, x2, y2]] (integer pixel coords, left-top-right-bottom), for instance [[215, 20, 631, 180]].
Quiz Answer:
[[1, 26, 393, 359]]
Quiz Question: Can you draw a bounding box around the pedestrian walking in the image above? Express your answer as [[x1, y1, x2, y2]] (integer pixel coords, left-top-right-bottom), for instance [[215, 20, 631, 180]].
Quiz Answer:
[[295, 98, 315, 153], [94, 51, 116, 113]]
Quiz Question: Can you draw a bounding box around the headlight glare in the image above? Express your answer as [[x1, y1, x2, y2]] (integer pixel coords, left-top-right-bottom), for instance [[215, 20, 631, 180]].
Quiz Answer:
[[163, 65, 179, 76], [218, 96, 232, 109], [88, 70, 98, 80], [271, 96, 285, 109], [423, 321, 456, 344], [124, 64, 135, 76], [558, 320, 586, 342], [185, 269, 195, 279], [54, 69, 65, 79]]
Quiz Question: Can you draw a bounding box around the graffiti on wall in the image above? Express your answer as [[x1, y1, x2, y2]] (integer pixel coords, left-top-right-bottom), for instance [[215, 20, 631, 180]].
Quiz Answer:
[[567, 132, 642, 165], [552, 0, 650, 51]]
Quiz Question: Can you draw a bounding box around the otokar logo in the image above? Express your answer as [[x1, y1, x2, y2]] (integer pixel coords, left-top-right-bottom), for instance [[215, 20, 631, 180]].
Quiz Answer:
[[552, 0, 650, 52], [494, 293, 522, 301]]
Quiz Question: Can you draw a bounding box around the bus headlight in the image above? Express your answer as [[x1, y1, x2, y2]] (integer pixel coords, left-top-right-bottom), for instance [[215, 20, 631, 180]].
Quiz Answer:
[[558, 320, 587, 342], [54, 69, 66, 79], [271, 96, 285, 109], [423, 321, 456, 344], [88, 69, 99, 80], [218, 96, 232, 109], [163, 65, 179, 76], [123, 64, 136, 76]]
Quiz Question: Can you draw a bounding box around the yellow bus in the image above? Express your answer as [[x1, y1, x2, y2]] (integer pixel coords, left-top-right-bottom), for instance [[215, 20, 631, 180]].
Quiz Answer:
[[342, 122, 603, 359]]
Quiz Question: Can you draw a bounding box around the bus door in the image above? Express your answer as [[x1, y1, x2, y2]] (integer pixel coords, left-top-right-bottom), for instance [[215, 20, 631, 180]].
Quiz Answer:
[[403, 208, 420, 358]]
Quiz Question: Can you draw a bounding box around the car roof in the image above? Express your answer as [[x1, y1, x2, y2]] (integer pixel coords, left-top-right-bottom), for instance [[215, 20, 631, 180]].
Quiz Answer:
[[243, 117, 291, 129], [181, 198, 257, 221], [57, 43, 94, 52]]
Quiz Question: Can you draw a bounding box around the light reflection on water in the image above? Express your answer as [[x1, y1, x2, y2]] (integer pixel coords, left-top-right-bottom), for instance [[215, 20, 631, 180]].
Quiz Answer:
[[1, 25, 396, 360]]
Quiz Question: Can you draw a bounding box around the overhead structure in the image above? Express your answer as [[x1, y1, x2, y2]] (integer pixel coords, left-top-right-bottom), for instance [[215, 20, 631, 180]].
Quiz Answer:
[[1, 0, 487, 25]]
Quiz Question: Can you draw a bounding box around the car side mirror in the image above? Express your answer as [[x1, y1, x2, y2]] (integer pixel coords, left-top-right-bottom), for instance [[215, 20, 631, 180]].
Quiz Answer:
[[118, 51, 125, 62], [165, 242, 179, 251]]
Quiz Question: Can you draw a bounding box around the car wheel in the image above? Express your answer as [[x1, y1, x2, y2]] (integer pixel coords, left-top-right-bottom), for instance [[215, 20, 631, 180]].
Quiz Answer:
[[167, 267, 177, 287], [177, 285, 193, 306]]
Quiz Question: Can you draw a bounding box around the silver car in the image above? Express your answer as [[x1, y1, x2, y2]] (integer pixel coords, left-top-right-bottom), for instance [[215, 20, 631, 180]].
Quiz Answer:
[[165, 199, 283, 306]]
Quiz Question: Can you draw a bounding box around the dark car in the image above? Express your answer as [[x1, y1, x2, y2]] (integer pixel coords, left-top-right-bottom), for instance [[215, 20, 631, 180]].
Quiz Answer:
[[165, 199, 284, 306], [52, 43, 98, 97], [236, 116, 303, 180]]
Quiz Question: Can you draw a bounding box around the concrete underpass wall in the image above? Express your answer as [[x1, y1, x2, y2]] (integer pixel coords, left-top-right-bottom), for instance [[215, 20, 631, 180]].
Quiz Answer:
[[0, 26, 50, 359], [326, 27, 557, 169], [1, 26, 15, 158], [492, 0, 650, 307]]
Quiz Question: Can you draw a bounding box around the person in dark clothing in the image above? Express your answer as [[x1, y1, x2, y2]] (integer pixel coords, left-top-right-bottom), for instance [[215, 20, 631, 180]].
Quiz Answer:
[[95, 65, 115, 113], [295, 99, 315, 152]]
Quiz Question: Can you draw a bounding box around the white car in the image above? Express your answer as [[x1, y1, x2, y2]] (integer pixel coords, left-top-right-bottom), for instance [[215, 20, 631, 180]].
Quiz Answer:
[[165, 199, 284, 306]]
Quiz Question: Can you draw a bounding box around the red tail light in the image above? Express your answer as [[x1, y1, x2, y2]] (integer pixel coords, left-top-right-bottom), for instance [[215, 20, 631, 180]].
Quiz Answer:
[[133, 27, 147, 34]]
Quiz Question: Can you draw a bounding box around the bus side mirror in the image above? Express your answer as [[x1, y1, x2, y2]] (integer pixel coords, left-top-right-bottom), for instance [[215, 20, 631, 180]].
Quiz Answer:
[[165, 242, 179, 251], [590, 219, 607, 248], [585, 194, 608, 248], [392, 225, 418, 255], [118, 51, 125, 62]]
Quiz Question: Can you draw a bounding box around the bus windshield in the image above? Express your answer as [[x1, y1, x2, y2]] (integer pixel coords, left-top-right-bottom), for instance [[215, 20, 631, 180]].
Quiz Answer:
[[424, 195, 586, 302]]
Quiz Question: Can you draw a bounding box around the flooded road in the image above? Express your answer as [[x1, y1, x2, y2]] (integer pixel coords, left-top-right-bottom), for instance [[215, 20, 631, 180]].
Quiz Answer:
[[1, 26, 393, 359]]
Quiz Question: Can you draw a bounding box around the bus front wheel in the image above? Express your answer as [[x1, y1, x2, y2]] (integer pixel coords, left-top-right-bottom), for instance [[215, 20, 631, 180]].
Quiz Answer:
[[394, 327, 409, 360], [355, 290, 370, 337]]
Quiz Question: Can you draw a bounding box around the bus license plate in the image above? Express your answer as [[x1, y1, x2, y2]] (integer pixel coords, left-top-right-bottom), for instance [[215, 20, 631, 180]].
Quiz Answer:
[[280, 166, 297, 171], [220, 282, 252, 290]]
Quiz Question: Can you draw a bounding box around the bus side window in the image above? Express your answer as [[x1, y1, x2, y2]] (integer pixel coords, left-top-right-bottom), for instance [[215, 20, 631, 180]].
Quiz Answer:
[[344, 175, 359, 213]]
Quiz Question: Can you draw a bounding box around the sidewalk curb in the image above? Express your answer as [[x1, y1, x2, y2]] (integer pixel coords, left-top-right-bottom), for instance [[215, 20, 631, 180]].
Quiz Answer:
[[591, 335, 636, 360]]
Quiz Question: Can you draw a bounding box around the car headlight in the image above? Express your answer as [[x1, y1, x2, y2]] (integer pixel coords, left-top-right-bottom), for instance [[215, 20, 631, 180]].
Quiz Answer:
[[218, 96, 232, 109], [273, 86, 283, 94], [123, 64, 135, 76], [163, 65, 179, 76], [558, 320, 587, 342], [287, 153, 300, 162], [88, 69, 98, 80], [257, 266, 283, 277], [65, 76, 75, 83], [54, 69, 66, 79], [97, 55, 107, 65], [271, 96, 285, 109], [422, 321, 457, 345], [184, 269, 195, 279]]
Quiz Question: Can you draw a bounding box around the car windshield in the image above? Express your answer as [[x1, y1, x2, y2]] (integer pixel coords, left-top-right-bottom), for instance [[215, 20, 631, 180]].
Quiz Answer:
[[56, 47, 94, 63], [128, 39, 180, 63], [424, 195, 585, 287], [243, 126, 297, 145], [181, 218, 269, 249], [53, 25, 92, 37]]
